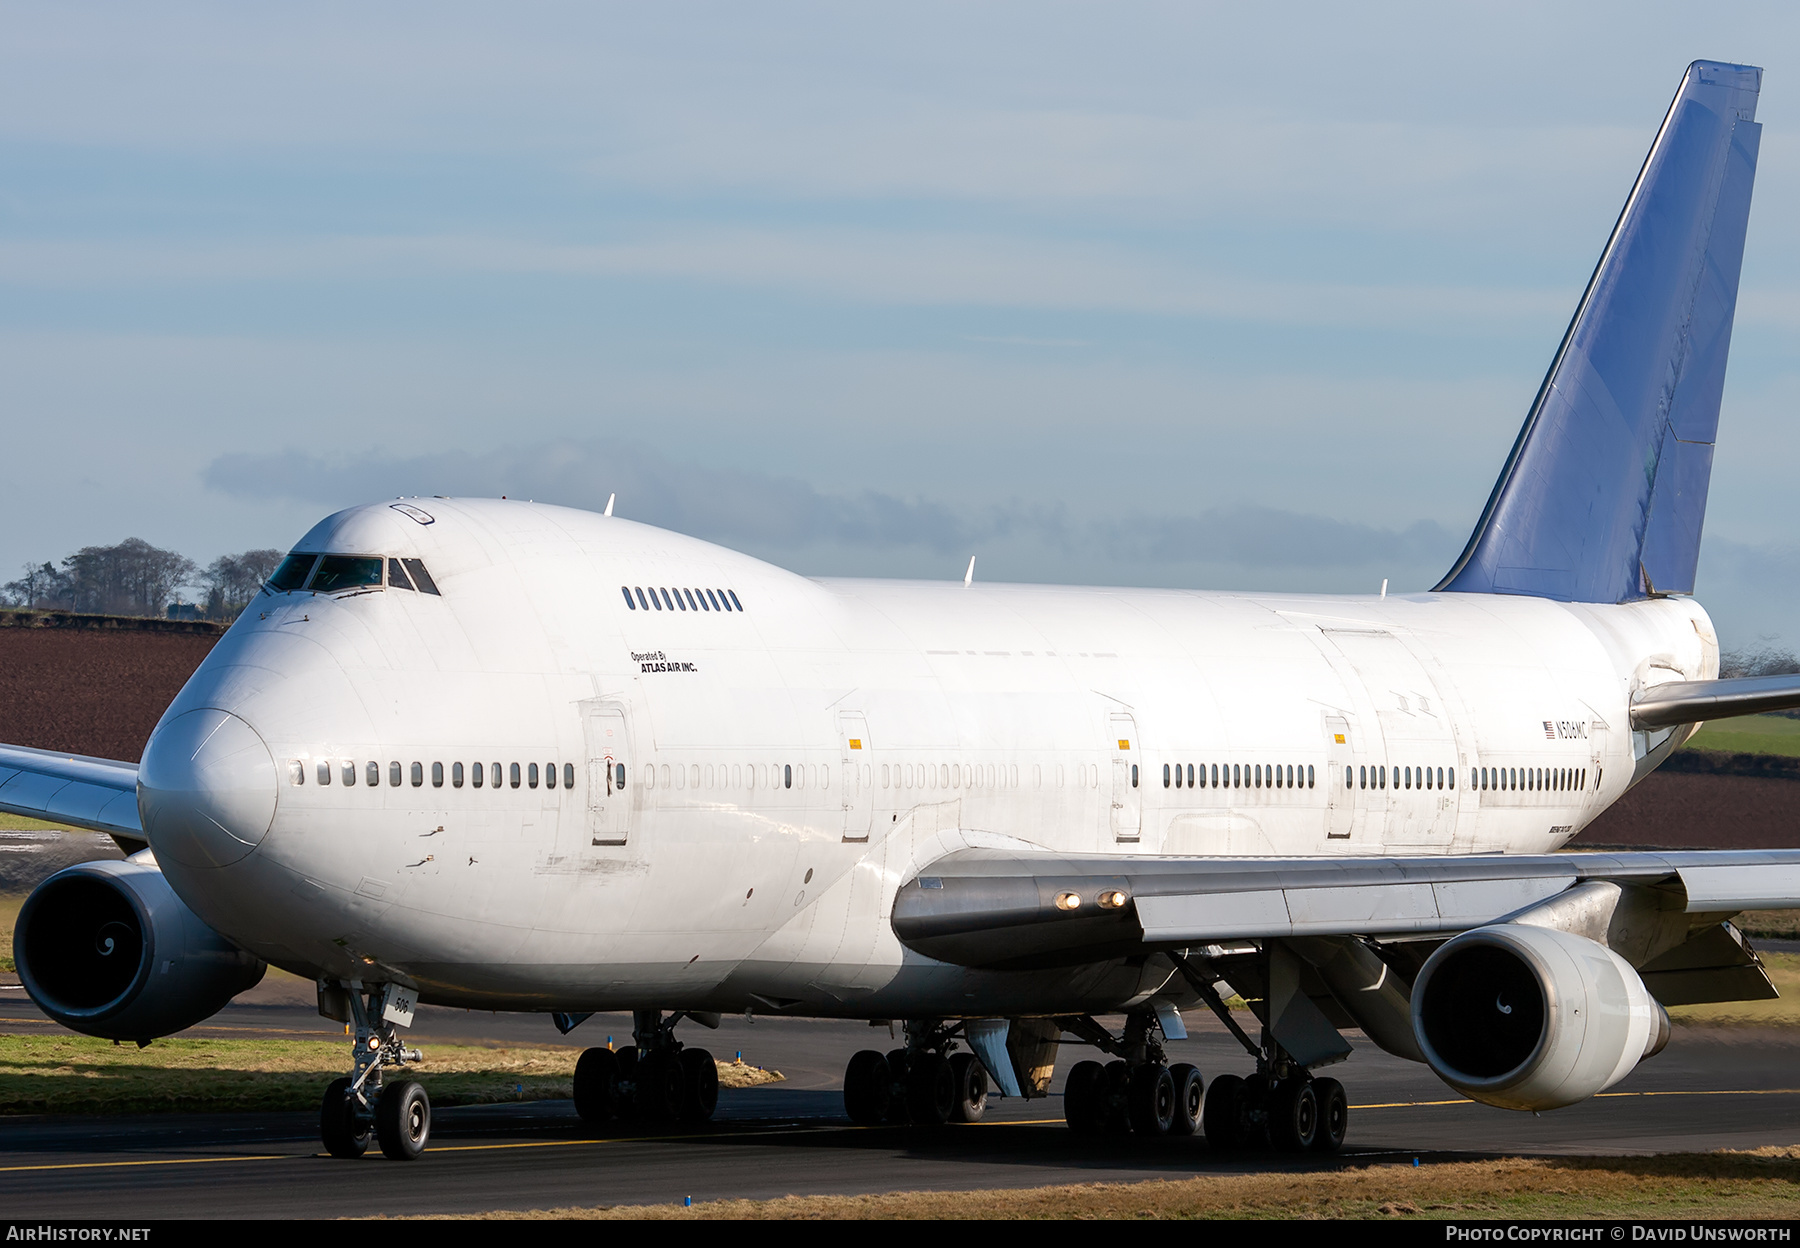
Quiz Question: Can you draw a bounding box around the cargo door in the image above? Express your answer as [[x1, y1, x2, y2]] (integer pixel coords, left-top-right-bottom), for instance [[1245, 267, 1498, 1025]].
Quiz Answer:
[[1110, 713, 1141, 842]]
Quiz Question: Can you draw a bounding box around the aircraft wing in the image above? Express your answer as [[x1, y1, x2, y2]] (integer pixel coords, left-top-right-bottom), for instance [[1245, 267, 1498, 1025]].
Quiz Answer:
[[892, 847, 1800, 968], [0, 744, 144, 851], [1632, 673, 1800, 728]]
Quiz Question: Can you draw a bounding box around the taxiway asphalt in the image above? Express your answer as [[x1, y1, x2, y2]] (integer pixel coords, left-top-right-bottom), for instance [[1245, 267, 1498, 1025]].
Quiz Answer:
[[2, 984, 1798, 1218]]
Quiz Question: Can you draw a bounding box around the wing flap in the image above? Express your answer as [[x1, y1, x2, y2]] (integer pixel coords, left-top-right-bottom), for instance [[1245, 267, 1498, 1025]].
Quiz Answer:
[[894, 848, 1800, 969], [1677, 862, 1800, 911], [1636, 922, 1778, 1006]]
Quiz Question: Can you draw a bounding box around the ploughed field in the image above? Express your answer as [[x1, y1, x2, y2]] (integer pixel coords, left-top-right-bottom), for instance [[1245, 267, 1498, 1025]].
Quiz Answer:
[[0, 620, 219, 762]]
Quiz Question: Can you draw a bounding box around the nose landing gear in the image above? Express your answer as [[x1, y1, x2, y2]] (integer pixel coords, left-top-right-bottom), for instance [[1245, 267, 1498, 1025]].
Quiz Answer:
[[317, 979, 429, 1160]]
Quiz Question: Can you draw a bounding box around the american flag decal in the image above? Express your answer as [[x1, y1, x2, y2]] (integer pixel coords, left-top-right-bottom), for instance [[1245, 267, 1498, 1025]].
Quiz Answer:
[[1544, 721, 1556, 739]]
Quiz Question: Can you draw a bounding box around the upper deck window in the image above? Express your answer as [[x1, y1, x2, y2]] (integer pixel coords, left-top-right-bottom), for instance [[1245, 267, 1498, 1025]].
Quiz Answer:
[[267, 553, 319, 593], [308, 556, 383, 594]]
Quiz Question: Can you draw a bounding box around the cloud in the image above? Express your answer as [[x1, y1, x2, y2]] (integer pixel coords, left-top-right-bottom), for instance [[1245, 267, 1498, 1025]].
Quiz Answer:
[[202, 438, 1459, 579], [0, 230, 1576, 335]]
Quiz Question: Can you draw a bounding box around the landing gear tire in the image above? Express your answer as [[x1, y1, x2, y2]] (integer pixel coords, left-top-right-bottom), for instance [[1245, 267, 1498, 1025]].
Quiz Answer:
[[1167, 1064, 1204, 1138], [882, 1049, 913, 1124], [573, 1047, 619, 1123], [844, 1050, 892, 1124], [905, 1051, 956, 1126], [1099, 1060, 1132, 1135], [632, 1050, 683, 1123], [1064, 1059, 1105, 1135], [375, 1079, 431, 1160], [1268, 1077, 1319, 1153], [1202, 1072, 1245, 1150], [678, 1048, 719, 1124], [320, 1077, 370, 1159], [949, 1051, 989, 1123], [615, 1044, 644, 1116], [1128, 1063, 1176, 1136], [1311, 1077, 1348, 1153]]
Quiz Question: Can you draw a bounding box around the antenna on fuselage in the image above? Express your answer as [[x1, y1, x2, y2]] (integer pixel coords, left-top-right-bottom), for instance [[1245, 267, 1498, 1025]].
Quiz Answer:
[[964, 556, 975, 587], [1380, 578, 1388, 599], [604, 493, 615, 517]]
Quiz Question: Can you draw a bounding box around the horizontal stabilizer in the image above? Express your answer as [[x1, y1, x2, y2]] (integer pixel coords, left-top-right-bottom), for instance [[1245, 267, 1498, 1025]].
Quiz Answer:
[[1630, 673, 1800, 728], [0, 743, 143, 850]]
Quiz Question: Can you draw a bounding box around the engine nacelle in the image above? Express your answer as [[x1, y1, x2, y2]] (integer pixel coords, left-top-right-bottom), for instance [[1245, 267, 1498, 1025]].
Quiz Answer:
[[13, 858, 265, 1042], [1412, 923, 1670, 1111]]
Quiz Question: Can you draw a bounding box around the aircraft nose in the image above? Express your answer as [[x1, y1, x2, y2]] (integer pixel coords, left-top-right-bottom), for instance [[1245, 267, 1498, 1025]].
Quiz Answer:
[[138, 709, 278, 869]]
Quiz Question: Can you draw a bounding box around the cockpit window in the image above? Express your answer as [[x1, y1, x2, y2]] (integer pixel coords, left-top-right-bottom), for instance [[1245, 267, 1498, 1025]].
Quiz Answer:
[[307, 555, 384, 594], [267, 552, 319, 593], [401, 558, 441, 595], [388, 558, 416, 591]]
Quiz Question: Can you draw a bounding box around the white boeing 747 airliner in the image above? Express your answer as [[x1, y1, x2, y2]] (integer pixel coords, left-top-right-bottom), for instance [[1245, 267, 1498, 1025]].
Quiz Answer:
[[6, 61, 1798, 1161]]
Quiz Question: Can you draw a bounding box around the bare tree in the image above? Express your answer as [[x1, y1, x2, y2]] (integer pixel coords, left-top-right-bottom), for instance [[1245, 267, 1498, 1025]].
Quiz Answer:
[[60, 539, 197, 617], [200, 549, 284, 620], [1, 562, 75, 609]]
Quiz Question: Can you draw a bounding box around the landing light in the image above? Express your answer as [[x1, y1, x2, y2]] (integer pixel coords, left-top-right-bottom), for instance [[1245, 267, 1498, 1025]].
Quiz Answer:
[[1054, 892, 1081, 911], [1097, 890, 1128, 910]]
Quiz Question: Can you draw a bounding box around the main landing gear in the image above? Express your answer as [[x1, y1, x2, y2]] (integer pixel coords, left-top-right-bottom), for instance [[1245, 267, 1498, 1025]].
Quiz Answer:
[[318, 980, 431, 1160], [572, 1010, 721, 1127], [1059, 1011, 1203, 1139], [842, 1020, 990, 1127], [1173, 954, 1349, 1153]]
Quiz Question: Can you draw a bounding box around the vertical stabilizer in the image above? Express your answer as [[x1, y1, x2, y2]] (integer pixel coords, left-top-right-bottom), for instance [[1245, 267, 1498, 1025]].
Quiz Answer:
[[1437, 61, 1762, 602]]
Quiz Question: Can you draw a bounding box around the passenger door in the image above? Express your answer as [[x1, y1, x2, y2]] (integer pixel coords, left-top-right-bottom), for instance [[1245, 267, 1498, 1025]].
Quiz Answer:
[[1324, 714, 1356, 840], [1110, 713, 1141, 842], [582, 702, 632, 846], [839, 711, 873, 843]]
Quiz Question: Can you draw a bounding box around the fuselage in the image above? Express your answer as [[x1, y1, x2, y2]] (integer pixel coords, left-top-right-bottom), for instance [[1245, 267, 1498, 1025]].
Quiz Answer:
[[139, 498, 1717, 1018]]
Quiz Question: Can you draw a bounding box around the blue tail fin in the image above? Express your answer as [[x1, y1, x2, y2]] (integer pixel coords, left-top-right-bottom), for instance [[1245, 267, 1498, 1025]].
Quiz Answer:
[[1437, 61, 1762, 603]]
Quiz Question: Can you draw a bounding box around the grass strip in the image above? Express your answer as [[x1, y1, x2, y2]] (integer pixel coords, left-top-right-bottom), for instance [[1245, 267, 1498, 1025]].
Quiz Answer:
[[0, 894, 20, 973], [1685, 715, 1800, 759], [0, 1032, 780, 1115], [462, 1150, 1800, 1220]]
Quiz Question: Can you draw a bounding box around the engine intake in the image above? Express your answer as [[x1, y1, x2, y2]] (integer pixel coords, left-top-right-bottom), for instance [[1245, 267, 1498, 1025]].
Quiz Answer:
[[1412, 923, 1669, 1111], [14, 859, 265, 1042]]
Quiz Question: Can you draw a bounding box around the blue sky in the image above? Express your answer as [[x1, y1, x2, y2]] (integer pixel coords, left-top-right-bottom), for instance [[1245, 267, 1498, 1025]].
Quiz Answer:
[[4, 3, 1800, 647]]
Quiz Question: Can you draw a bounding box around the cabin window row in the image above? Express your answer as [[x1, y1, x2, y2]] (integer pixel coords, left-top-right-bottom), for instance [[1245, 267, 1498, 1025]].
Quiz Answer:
[[287, 758, 582, 791], [1475, 766, 1586, 792], [1347, 764, 1453, 791], [880, 762, 1068, 790], [1164, 762, 1316, 790], [621, 585, 745, 613], [267, 552, 441, 596], [643, 762, 825, 791], [638, 760, 1107, 793]]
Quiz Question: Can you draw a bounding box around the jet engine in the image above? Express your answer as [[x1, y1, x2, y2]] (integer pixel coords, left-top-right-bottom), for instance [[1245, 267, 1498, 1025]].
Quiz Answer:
[[1411, 922, 1669, 1111], [13, 858, 265, 1042]]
